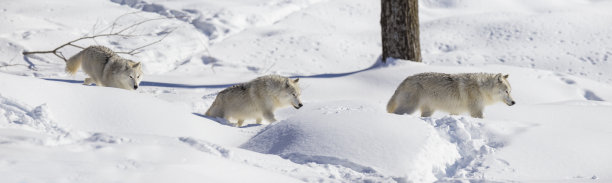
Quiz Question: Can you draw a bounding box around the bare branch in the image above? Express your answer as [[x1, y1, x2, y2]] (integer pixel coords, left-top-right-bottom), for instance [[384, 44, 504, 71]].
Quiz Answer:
[[115, 17, 169, 35], [22, 50, 56, 55], [116, 28, 177, 55], [22, 12, 174, 62], [108, 11, 142, 34], [91, 18, 102, 45]]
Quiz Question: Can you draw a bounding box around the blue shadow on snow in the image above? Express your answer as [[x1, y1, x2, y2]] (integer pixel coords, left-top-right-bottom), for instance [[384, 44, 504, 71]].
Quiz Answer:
[[43, 56, 396, 89], [42, 78, 236, 89]]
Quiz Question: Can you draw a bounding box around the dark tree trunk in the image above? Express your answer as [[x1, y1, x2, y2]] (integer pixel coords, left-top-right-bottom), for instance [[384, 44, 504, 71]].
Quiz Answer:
[[380, 0, 421, 62]]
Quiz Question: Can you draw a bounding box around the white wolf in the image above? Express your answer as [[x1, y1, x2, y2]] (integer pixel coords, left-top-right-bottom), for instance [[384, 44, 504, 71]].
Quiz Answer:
[[205, 75, 303, 127], [66, 45, 143, 90], [387, 72, 515, 118]]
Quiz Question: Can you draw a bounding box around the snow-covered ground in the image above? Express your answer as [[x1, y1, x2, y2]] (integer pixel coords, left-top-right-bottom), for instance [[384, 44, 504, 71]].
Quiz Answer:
[[1, 0, 612, 182]]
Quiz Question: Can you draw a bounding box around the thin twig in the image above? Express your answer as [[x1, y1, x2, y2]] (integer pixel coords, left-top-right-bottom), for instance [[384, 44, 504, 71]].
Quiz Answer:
[[91, 18, 102, 45], [116, 28, 177, 55], [116, 17, 168, 35], [108, 11, 142, 34], [22, 13, 173, 62]]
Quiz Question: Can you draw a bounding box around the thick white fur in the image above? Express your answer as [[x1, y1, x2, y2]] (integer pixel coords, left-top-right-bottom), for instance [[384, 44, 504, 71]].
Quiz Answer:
[[387, 72, 515, 118], [205, 75, 303, 127], [66, 45, 143, 90]]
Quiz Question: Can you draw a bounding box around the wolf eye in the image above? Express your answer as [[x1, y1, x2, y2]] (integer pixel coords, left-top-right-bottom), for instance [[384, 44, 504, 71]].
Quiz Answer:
[[129, 76, 133, 79]]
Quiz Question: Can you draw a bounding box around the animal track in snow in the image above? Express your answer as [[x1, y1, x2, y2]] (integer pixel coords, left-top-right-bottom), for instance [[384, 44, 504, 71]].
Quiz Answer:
[[179, 137, 231, 158], [422, 116, 506, 180], [584, 89, 604, 101]]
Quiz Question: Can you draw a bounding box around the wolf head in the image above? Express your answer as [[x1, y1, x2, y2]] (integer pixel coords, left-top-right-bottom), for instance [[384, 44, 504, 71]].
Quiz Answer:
[[121, 61, 143, 90], [282, 78, 303, 109], [493, 73, 515, 106]]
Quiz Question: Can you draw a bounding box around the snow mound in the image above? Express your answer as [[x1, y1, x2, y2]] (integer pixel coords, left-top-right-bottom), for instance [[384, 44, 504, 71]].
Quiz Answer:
[[241, 101, 460, 182]]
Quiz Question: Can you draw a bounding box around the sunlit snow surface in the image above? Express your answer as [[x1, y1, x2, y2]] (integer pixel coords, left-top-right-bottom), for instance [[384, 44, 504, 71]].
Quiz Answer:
[[1, 0, 612, 182]]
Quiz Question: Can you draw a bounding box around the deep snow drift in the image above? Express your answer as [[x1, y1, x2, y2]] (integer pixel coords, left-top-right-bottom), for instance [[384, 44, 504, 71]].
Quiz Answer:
[[1, 0, 612, 182], [242, 101, 459, 182]]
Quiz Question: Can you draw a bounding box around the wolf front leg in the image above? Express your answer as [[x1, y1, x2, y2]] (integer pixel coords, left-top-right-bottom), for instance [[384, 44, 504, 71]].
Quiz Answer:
[[263, 110, 277, 122], [467, 98, 485, 118], [470, 111, 483, 118], [469, 105, 484, 118], [260, 100, 277, 122]]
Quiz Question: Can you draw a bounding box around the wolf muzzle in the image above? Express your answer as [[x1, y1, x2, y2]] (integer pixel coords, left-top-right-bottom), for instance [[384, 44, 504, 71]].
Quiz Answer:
[[294, 103, 303, 109], [134, 85, 139, 90]]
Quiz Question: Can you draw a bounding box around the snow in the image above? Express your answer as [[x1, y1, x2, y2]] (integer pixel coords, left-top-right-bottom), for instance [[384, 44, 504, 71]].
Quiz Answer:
[[242, 101, 459, 182], [483, 102, 612, 182], [2, 0, 612, 182]]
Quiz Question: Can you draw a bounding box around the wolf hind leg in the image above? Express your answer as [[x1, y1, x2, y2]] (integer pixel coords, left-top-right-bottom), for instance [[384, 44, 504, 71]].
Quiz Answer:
[[236, 119, 245, 127], [394, 105, 417, 115], [420, 105, 434, 117], [84, 78, 104, 86], [84, 78, 95, 85]]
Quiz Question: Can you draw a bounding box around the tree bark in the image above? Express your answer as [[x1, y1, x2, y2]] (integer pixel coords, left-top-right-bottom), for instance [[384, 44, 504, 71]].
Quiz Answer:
[[380, 0, 421, 62]]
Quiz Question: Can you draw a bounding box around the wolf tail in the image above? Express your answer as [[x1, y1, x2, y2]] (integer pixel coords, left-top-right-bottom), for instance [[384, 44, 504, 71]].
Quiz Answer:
[[205, 98, 223, 117], [205, 106, 215, 116], [65, 49, 85, 75], [386, 91, 399, 113]]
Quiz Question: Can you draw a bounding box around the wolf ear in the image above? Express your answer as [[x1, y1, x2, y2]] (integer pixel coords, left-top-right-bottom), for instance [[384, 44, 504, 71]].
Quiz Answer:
[[293, 78, 299, 83], [132, 62, 141, 68], [496, 73, 503, 82], [503, 74, 509, 79]]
